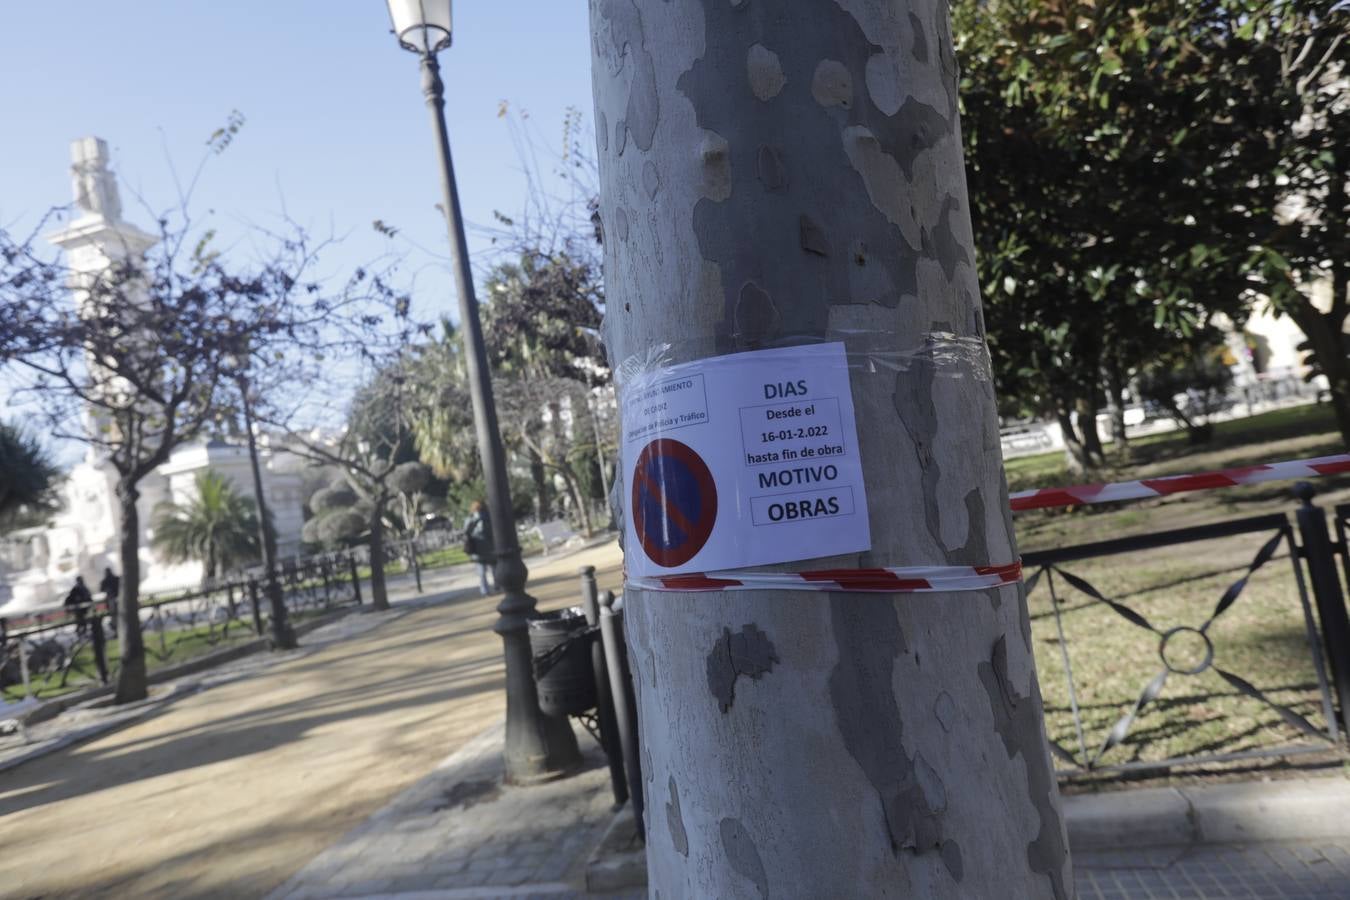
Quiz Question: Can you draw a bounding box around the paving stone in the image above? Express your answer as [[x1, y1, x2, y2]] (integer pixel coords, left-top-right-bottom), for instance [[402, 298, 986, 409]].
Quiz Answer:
[[272, 719, 1350, 898], [1073, 838, 1349, 898]]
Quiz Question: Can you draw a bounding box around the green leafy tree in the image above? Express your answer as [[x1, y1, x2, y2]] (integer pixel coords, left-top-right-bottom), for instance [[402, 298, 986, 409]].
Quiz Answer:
[[279, 363, 430, 609], [405, 319, 479, 484], [956, 0, 1259, 472], [151, 469, 262, 585], [0, 422, 59, 532], [301, 480, 366, 549], [957, 0, 1350, 456], [482, 251, 607, 532]]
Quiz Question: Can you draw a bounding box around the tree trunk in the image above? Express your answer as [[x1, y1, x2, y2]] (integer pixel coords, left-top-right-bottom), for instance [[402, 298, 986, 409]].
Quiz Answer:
[[368, 501, 390, 610], [558, 462, 595, 538], [589, 2, 1071, 896], [203, 546, 217, 591], [1105, 357, 1129, 457], [1076, 396, 1105, 465], [114, 478, 147, 704], [587, 393, 615, 526], [1056, 407, 1090, 478], [529, 447, 551, 522], [243, 386, 296, 649], [1291, 304, 1350, 447]]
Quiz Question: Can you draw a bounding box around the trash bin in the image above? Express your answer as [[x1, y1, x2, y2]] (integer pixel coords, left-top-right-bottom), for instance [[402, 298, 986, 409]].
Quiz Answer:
[[528, 606, 598, 718]]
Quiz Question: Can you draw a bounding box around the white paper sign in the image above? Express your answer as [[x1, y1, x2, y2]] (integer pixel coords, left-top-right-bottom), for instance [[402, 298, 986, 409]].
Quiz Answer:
[[621, 342, 871, 577]]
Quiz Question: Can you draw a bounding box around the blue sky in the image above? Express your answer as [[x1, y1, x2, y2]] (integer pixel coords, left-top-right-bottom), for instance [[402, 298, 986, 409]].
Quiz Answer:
[[0, 1, 596, 325]]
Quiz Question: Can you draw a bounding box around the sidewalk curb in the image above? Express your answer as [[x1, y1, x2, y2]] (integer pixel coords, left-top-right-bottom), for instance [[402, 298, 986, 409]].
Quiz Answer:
[[1064, 776, 1350, 850]]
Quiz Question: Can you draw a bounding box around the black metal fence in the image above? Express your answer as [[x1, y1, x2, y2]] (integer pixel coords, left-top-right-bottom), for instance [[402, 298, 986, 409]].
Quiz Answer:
[[1024, 487, 1350, 777], [1, 549, 363, 702]]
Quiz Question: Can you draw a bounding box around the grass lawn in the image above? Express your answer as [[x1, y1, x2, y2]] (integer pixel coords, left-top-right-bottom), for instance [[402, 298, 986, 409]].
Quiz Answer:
[[1009, 402, 1349, 778], [377, 532, 549, 578], [4, 618, 252, 702], [1005, 403, 1342, 495]]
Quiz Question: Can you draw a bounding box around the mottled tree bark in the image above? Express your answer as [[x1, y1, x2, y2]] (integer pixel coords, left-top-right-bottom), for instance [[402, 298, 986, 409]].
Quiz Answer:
[[589, 1, 1071, 897]]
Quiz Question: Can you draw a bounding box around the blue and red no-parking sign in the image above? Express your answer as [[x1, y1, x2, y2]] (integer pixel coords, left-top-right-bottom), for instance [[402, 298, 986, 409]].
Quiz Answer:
[[631, 438, 718, 568]]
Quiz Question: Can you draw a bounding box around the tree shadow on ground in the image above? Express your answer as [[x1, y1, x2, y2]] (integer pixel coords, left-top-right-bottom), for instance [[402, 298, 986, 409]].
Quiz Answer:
[[0, 598, 523, 815], [0, 563, 623, 827], [1043, 680, 1322, 715], [0, 663, 504, 818], [84, 651, 505, 760]]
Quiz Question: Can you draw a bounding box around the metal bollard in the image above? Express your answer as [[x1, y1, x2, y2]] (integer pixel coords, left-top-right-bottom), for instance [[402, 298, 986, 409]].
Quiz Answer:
[[581, 566, 627, 806], [247, 579, 265, 636], [599, 589, 644, 841], [1294, 482, 1350, 729]]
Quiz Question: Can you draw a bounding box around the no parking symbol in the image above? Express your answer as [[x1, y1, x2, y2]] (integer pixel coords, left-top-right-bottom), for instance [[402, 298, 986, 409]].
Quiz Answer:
[[631, 438, 718, 568]]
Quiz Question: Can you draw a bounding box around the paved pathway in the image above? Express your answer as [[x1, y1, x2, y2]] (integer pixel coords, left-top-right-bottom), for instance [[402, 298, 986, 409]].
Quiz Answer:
[[268, 723, 634, 899], [0, 542, 624, 899], [1076, 843, 1350, 899]]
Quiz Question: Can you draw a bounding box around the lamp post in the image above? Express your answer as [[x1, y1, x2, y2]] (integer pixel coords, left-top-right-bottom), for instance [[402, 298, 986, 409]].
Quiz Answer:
[[234, 362, 296, 650], [385, 0, 580, 782]]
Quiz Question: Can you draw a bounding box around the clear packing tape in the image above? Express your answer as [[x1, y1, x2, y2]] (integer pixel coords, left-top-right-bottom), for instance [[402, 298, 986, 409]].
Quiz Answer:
[[612, 332, 992, 391], [610, 334, 1013, 594]]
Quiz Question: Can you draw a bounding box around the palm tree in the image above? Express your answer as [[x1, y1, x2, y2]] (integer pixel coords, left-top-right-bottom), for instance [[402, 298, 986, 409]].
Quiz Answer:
[[0, 421, 58, 532], [152, 470, 263, 585]]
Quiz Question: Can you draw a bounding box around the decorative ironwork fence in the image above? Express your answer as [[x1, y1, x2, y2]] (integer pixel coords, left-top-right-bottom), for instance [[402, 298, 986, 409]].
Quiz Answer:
[[1024, 509, 1344, 776], [1, 549, 362, 702]]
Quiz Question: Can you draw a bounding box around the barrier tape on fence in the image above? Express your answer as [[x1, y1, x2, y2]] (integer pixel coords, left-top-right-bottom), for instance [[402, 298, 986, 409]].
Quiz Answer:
[[626, 453, 1350, 594], [627, 561, 1023, 594], [1009, 452, 1350, 512]]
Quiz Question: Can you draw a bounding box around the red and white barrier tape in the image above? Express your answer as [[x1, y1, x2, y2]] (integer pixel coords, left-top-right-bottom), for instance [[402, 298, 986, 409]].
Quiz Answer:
[[1008, 452, 1350, 512], [628, 452, 1350, 593], [628, 561, 1023, 594]]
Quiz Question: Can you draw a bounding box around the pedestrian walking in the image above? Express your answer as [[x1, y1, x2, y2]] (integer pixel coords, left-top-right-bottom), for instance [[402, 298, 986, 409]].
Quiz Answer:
[[99, 567, 120, 637], [463, 501, 497, 596], [64, 576, 93, 636]]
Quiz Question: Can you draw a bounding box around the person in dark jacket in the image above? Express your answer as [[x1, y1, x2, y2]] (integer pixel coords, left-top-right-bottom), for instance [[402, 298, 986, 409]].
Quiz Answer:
[[99, 567, 121, 636], [463, 500, 497, 596], [64, 576, 93, 635]]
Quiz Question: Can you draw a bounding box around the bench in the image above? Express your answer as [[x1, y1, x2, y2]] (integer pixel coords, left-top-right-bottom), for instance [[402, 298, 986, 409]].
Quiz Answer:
[[533, 520, 582, 555]]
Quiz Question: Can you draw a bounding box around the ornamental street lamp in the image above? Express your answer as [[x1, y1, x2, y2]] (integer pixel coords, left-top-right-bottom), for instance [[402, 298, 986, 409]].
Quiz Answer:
[[385, 0, 580, 782], [229, 356, 296, 650]]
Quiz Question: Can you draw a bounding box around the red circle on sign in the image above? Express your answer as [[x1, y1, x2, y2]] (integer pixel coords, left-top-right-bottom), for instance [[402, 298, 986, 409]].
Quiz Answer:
[[631, 438, 718, 568]]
